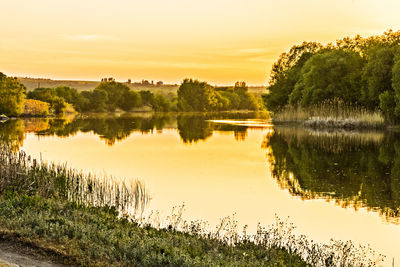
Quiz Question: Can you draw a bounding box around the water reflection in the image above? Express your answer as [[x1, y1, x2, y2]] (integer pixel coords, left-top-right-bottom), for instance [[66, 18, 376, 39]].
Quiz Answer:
[[263, 126, 400, 224], [0, 113, 267, 147]]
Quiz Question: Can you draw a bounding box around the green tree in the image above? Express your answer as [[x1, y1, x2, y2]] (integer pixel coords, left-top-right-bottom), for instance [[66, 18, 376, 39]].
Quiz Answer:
[[0, 73, 26, 116], [263, 42, 322, 112], [362, 46, 395, 109], [94, 81, 130, 112], [379, 90, 396, 123], [120, 91, 142, 112], [27, 88, 66, 114], [177, 79, 217, 111], [289, 49, 364, 106]]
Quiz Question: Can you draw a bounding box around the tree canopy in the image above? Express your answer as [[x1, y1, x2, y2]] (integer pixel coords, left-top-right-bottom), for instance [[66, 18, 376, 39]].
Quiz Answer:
[[0, 72, 26, 116], [262, 30, 400, 123], [178, 79, 261, 112]]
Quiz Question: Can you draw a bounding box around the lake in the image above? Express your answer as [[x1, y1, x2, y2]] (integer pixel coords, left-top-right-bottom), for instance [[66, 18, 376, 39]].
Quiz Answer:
[[1, 113, 399, 265]]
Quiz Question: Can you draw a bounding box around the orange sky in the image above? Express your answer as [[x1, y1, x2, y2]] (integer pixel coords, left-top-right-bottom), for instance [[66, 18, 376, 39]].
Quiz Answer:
[[1, 0, 400, 85]]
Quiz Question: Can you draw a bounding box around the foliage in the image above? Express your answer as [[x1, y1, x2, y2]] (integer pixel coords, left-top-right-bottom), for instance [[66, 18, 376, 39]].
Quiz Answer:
[[177, 79, 217, 111], [0, 72, 26, 116], [289, 50, 364, 107], [178, 79, 261, 112], [263, 30, 400, 124], [27, 88, 67, 115], [23, 99, 50, 117], [139, 90, 170, 112]]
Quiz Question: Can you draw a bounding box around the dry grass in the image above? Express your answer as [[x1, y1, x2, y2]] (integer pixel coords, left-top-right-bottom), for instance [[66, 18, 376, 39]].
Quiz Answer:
[[272, 100, 384, 129], [22, 99, 49, 117], [0, 145, 150, 217]]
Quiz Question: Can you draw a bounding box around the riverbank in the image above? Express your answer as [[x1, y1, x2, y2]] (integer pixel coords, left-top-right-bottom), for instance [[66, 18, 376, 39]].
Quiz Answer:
[[0, 194, 307, 266], [0, 145, 306, 266], [0, 145, 385, 266]]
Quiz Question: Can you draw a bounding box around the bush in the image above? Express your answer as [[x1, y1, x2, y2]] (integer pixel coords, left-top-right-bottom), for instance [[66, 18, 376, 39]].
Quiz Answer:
[[23, 99, 50, 116]]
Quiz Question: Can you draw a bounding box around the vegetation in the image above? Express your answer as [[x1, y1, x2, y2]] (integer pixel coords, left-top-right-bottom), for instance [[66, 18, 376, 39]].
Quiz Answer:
[[26, 82, 173, 114], [263, 30, 400, 124], [178, 79, 262, 112], [0, 144, 386, 266], [0, 72, 26, 116], [272, 99, 384, 129], [22, 99, 50, 117], [27, 88, 68, 115]]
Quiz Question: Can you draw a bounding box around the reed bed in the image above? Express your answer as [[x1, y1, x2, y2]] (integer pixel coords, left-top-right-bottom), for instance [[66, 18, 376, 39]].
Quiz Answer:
[[0, 144, 150, 217], [272, 100, 385, 129]]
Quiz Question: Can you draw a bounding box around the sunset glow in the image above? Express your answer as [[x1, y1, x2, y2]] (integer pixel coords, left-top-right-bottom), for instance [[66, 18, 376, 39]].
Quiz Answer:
[[2, 0, 400, 84]]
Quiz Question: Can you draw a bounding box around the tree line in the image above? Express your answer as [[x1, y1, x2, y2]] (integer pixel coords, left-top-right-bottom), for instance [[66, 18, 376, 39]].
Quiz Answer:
[[0, 73, 263, 116], [263, 30, 400, 123], [27, 81, 171, 114], [177, 79, 262, 111]]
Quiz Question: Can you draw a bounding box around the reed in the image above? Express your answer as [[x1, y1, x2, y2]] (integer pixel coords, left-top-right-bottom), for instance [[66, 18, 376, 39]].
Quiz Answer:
[[0, 144, 150, 217], [272, 99, 385, 129]]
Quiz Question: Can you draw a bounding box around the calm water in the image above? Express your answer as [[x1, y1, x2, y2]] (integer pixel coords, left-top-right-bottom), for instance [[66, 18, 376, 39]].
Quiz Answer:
[[1, 114, 400, 264]]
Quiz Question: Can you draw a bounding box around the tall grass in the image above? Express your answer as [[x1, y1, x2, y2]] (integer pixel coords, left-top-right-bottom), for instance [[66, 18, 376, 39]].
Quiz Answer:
[[0, 144, 386, 266], [0, 145, 150, 217], [272, 99, 385, 129], [141, 205, 385, 266]]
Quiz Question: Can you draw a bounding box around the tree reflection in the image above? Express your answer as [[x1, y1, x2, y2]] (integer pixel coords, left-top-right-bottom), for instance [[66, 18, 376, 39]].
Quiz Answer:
[[0, 120, 25, 151], [177, 115, 213, 143], [263, 126, 400, 223], [0, 113, 262, 148]]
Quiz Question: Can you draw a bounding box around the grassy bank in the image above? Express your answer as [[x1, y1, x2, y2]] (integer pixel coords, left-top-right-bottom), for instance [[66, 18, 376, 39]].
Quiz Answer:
[[0, 145, 384, 266], [0, 194, 307, 266], [271, 101, 385, 129]]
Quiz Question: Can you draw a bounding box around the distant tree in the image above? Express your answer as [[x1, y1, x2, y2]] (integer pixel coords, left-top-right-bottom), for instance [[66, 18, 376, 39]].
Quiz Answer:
[[0, 72, 25, 116], [139, 90, 156, 107], [54, 86, 80, 105], [27, 88, 67, 114], [177, 79, 217, 111], [94, 81, 130, 112], [120, 90, 141, 111], [152, 94, 170, 112], [91, 89, 108, 112]]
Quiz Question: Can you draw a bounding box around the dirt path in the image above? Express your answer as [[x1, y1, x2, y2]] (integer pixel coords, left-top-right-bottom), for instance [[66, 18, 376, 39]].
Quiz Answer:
[[0, 242, 65, 267]]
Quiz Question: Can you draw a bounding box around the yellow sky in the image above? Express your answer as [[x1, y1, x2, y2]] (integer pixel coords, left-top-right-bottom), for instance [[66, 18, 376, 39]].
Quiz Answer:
[[1, 0, 400, 85]]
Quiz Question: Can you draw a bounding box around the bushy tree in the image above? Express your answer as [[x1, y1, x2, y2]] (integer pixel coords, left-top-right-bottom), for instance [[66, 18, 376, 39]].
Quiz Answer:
[[362, 46, 395, 108], [0, 73, 26, 116], [177, 79, 217, 111], [289, 49, 364, 107], [94, 81, 130, 112], [263, 42, 322, 112], [27, 88, 66, 114], [120, 91, 142, 112]]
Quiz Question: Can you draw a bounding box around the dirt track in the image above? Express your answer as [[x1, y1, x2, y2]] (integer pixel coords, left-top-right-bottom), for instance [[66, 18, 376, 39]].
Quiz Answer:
[[0, 241, 64, 267]]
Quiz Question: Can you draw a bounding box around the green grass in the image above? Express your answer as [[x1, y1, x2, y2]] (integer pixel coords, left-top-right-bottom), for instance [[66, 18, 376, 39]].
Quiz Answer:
[[0, 194, 307, 266], [0, 144, 386, 266]]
